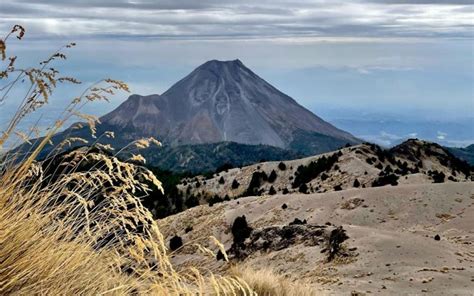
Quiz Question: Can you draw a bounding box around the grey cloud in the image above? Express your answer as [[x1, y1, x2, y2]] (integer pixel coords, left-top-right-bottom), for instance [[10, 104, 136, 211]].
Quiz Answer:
[[9, 0, 223, 10], [1, 0, 472, 40], [364, 0, 473, 4], [0, 3, 42, 15]]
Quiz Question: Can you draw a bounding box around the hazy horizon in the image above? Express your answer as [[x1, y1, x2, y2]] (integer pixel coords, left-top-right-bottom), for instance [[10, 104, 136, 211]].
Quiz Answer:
[[2, 3, 473, 294], [1, 0, 473, 147]]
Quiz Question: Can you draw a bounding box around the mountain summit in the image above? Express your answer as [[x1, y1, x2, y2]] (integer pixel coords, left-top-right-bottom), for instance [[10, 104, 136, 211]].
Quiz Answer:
[[101, 59, 358, 148], [21, 60, 360, 170]]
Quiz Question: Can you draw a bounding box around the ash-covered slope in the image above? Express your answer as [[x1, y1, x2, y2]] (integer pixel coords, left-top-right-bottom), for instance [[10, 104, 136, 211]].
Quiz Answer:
[[160, 182, 474, 295], [178, 139, 473, 202], [101, 59, 358, 148], [16, 59, 358, 167]]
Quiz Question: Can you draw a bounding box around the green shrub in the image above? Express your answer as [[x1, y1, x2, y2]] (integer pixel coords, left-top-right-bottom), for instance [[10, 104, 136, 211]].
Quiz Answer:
[[353, 179, 360, 188], [268, 186, 277, 195], [268, 170, 277, 183], [298, 183, 308, 193], [429, 170, 445, 183], [278, 162, 287, 171], [244, 171, 268, 196], [292, 154, 339, 188], [372, 174, 399, 187], [232, 179, 240, 189]]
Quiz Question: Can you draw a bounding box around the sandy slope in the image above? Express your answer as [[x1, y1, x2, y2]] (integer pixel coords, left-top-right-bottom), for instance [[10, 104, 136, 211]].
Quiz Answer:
[[178, 140, 471, 202], [160, 182, 474, 295]]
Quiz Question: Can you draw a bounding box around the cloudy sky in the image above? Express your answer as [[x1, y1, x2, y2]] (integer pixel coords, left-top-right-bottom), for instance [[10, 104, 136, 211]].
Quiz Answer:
[[0, 0, 473, 146]]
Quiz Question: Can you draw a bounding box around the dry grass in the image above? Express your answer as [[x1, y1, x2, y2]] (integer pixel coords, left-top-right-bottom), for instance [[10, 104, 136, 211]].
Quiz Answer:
[[229, 266, 318, 296], [0, 25, 252, 295]]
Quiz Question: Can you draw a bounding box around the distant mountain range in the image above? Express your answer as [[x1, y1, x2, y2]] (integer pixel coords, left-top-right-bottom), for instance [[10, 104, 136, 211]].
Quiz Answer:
[[448, 144, 474, 165], [18, 59, 360, 171]]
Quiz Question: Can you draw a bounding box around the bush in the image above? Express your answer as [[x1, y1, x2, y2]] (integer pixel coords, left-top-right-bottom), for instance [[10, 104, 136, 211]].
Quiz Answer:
[[215, 163, 234, 173], [429, 170, 445, 183], [353, 179, 360, 188], [292, 154, 339, 188], [268, 170, 278, 183], [298, 183, 308, 193], [231, 179, 240, 189], [372, 174, 399, 187], [145, 167, 191, 218], [169, 235, 183, 251], [289, 218, 307, 225], [185, 195, 199, 208], [208, 195, 224, 206], [244, 171, 268, 196], [321, 173, 329, 181], [268, 186, 277, 195], [326, 227, 349, 262], [231, 216, 252, 244], [278, 162, 287, 171]]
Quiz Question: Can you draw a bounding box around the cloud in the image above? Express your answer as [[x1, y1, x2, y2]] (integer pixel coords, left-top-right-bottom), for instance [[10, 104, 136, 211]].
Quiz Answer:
[[437, 131, 448, 140], [1, 0, 472, 40], [365, 0, 473, 4], [1, 0, 472, 137], [358, 131, 424, 146]]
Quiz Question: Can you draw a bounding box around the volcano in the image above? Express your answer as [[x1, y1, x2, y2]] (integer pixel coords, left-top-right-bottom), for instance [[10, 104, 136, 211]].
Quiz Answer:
[[21, 60, 360, 171], [101, 59, 358, 148]]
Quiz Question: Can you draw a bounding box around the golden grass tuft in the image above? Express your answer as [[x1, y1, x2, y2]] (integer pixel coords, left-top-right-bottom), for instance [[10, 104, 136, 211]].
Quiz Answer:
[[0, 25, 253, 295], [229, 266, 318, 296]]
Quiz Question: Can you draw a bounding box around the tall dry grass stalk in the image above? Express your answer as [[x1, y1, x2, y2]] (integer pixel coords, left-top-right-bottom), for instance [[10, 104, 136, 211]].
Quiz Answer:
[[0, 25, 252, 295], [229, 266, 317, 296]]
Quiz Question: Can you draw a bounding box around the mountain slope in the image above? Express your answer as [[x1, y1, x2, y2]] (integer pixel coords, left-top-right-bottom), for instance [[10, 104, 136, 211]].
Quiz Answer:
[[160, 182, 474, 295], [101, 59, 358, 148], [178, 139, 473, 203], [447, 144, 474, 165], [16, 59, 359, 169], [139, 142, 302, 173]]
